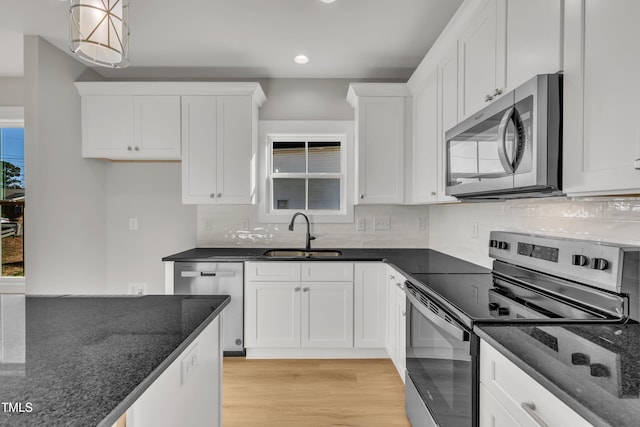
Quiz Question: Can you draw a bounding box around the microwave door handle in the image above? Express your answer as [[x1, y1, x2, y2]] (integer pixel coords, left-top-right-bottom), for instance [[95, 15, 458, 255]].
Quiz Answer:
[[405, 285, 469, 342], [497, 107, 516, 173]]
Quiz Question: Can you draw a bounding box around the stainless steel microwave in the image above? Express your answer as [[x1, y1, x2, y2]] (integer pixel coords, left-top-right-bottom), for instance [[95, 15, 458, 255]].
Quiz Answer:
[[444, 74, 562, 199]]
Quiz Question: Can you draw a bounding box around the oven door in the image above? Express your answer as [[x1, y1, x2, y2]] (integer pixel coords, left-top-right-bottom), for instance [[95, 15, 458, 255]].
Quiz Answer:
[[405, 281, 477, 427]]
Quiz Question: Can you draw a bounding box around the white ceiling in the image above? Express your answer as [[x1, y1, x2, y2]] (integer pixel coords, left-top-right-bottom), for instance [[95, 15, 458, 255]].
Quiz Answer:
[[0, 0, 462, 79]]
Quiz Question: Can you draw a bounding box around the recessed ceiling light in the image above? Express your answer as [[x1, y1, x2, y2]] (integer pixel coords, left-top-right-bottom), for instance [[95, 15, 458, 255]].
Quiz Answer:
[[294, 54, 309, 65], [321, 0, 336, 3]]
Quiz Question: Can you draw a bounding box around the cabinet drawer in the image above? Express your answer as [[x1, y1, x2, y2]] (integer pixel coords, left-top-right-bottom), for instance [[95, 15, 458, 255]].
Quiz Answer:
[[479, 384, 519, 427], [245, 262, 301, 282], [301, 262, 354, 282], [480, 340, 591, 427]]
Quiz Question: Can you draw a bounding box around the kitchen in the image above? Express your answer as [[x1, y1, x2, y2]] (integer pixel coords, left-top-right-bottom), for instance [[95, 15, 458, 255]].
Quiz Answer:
[[1, 0, 640, 426]]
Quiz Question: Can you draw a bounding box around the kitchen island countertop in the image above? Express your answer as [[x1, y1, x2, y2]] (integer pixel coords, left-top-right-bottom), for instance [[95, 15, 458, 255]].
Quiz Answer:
[[0, 294, 229, 427]]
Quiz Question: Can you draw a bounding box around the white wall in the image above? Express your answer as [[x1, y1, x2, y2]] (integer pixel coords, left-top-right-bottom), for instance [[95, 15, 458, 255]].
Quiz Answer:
[[106, 163, 196, 294], [429, 197, 640, 268], [24, 36, 108, 294], [0, 77, 24, 106]]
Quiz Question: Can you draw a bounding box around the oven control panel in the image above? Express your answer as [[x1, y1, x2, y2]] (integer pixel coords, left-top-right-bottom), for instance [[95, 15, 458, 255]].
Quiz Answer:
[[487, 231, 638, 294]]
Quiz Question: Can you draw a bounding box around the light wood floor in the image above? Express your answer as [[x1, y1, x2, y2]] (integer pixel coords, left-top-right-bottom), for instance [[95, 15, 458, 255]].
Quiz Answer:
[[222, 358, 411, 427]]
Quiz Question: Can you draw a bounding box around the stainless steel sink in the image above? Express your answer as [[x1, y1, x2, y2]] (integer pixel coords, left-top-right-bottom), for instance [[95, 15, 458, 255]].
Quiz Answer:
[[262, 249, 343, 258]]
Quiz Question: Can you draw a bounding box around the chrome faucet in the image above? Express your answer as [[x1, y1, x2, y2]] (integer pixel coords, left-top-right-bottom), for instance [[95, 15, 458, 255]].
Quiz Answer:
[[288, 212, 316, 250]]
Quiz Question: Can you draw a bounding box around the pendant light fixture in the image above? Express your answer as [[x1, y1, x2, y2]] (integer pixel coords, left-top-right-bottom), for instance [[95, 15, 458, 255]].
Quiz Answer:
[[69, 0, 130, 68]]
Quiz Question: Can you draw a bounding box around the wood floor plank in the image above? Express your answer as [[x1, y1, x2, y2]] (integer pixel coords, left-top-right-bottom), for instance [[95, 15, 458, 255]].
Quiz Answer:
[[223, 358, 410, 427]]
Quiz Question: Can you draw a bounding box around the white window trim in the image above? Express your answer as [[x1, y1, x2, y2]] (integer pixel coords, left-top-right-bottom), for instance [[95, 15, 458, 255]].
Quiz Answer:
[[0, 107, 25, 290], [258, 120, 355, 224]]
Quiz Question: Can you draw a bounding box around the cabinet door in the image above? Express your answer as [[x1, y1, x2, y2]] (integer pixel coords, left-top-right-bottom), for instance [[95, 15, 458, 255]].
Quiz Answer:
[[505, 0, 562, 92], [301, 282, 353, 348], [81, 95, 134, 158], [458, 0, 506, 120], [244, 282, 301, 348], [181, 96, 218, 204], [564, 0, 640, 195], [354, 263, 387, 348], [134, 96, 181, 160], [412, 68, 440, 203], [395, 287, 406, 379], [216, 96, 254, 204], [438, 47, 460, 203], [479, 384, 520, 427], [385, 268, 398, 360], [356, 97, 405, 204]]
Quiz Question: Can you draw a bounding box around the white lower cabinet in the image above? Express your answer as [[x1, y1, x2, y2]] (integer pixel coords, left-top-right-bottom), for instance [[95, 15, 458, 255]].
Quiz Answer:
[[245, 262, 353, 350], [386, 266, 407, 381], [480, 339, 592, 427], [354, 263, 387, 348]]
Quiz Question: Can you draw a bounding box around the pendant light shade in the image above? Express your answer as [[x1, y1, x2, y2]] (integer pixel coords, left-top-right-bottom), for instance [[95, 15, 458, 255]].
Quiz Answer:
[[69, 0, 130, 68]]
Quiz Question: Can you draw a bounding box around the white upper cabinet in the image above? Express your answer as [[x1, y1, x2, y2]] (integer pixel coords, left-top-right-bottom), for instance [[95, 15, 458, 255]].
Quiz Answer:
[[79, 94, 181, 160], [412, 68, 440, 204], [437, 46, 460, 203], [458, 0, 506, 120], [505, 0, 563, 91], [182, 95, 257, 205], [563, 0, 640, 195], [457, 0, 562, 120], [347, 84, 409, 204]]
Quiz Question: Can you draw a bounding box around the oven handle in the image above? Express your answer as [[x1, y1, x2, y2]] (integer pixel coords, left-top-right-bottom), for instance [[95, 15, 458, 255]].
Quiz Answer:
[[405, 282, 469, 342]]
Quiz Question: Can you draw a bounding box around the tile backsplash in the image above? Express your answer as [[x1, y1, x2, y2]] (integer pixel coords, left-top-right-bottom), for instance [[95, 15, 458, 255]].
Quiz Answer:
[[197, 204, 430, 248], [429, 197, 640, 268]]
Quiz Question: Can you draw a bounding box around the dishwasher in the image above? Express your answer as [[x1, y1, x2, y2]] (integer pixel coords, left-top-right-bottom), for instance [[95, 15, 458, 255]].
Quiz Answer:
[[174, 262, 244, 356]]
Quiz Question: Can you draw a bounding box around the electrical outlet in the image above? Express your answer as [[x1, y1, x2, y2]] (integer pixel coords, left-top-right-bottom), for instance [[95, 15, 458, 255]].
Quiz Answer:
[[128, 282, 148, 296], [128, 217, 138, 231], [240, 218, 249, 230], [471, 221, 479, 239], [356, 217, 365, 231], [180, 344, 199, 386], [417, 217, 427, 231], [373, 217, 390, 231]]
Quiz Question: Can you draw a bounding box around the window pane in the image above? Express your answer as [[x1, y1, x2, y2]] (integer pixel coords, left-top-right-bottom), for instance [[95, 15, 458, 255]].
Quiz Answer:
[[273, 142, 306, 173], [0, 128, 25, 277], [308, 142, 341, 173], [273, 178, 306, 210], [308, 179, 340, 210]]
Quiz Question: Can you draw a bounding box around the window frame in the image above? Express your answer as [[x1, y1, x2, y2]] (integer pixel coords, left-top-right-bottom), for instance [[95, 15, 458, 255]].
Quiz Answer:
[[0, 106, 25, 291], [258, 121, 355, 224]]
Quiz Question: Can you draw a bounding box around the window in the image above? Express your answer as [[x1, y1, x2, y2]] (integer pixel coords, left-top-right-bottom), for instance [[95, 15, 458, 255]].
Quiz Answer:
[[258, 121, 354, 224], [270, 138, 343, 212], [0, 127, 24, 278]]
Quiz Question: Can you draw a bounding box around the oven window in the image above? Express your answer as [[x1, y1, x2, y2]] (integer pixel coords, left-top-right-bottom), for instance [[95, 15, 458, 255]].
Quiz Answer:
[[406, 303, 472, 425]]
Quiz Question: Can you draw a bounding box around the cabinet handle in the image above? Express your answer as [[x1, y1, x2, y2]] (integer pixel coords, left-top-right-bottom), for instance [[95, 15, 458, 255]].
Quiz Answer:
[[127, 146, 132, 151], [395, 282, 404, 290], [634, 159, 640, 170], [390, 275, 396, 280], [484, 94, 493, 102], [294, 287, 301, 292], [493, 88, 503, 97], [134, 146, 140, 151], [302, 287, 309, 292], [217, 193, 222, 198], [520, 402, 548, 427], [430, 191, 436, 196], [360, 194, 364, 199], [402, 310, 406, 317], [210, 193, 215, 198]]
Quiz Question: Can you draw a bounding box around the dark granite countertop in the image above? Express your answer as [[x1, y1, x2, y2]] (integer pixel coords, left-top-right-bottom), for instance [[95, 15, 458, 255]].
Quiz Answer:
[[0, 294, 229, 427], [475, 323, 640, 427], [162, 247, 490, 276]]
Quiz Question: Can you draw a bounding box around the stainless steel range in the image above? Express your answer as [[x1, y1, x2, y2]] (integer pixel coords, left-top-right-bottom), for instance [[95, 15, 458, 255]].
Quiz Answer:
[[404, 231, 640, 427]]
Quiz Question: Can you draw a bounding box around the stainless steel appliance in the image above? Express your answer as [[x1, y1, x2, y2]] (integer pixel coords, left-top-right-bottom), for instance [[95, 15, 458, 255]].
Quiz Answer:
[[174, 262, 244, 356], [445, 74, 562, 199], [404, 231, 640, 427]]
